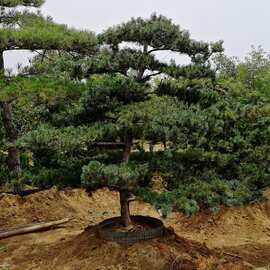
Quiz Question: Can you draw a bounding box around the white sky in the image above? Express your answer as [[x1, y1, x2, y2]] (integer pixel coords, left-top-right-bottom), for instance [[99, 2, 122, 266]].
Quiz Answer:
[[4, 0, 270, 70]]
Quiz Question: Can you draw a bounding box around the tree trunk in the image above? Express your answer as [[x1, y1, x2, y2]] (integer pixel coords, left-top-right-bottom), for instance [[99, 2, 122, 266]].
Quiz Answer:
[[149, 142, 154, 153], [120, 190, 132, 227], [0, 50, 22, 189], [123, 133, 132, 163], [1, 102, 22, 180], [120, 132, 133, 227], [0, 50, 4, 72]]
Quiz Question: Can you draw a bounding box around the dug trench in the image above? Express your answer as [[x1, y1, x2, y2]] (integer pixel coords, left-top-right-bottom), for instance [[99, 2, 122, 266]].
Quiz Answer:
[[0, 187, 269, 269]]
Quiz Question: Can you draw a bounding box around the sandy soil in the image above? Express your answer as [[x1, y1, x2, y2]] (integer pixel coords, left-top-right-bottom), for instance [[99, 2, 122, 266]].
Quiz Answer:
[[0, 187, 269, 269]]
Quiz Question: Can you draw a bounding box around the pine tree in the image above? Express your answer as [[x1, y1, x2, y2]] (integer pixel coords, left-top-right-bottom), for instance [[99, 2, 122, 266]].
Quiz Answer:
[[0, 0, 96, 189], [21, 14, 223, 226], [82, 15, 223, 226]]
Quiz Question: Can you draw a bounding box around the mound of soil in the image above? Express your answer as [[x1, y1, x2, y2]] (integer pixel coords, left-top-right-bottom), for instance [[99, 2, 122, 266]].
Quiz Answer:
[[0, 225, 250, 270], [166, 198, 270, 267], [0, 187, 270, 269], [0, 187, 124, 229]]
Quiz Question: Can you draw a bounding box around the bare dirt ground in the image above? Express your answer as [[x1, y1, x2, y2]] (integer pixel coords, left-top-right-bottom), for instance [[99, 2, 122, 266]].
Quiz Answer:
[[0, 187, 269, 269]]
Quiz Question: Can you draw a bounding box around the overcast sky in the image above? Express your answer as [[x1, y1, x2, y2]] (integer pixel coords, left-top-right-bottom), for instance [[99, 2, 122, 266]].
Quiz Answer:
[[5, 0, 270, 70]]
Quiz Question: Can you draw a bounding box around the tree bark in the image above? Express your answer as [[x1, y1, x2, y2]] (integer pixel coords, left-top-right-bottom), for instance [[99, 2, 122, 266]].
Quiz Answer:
[[149, 142, 154, 153], [120, 190, 132, 227], [120, 132, 133, 227], [0, 50, 4, 72], [1, 101, 22, 179], [123, 133, 132, 163], [0, 50, 22, 188]]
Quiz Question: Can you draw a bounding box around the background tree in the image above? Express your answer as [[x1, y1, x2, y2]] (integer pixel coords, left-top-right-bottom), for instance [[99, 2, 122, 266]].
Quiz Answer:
[[138, 47, 270, 215], [0, 0, 96, 190]]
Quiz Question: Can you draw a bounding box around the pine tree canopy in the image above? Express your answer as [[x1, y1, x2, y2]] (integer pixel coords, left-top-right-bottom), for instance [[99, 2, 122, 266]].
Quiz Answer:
[[99, 14, 223, 64], [0, 13, 97, 52], [0, 1, 97, 53], [76, 14, 224, 85], [23, 14, 223, 83]]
